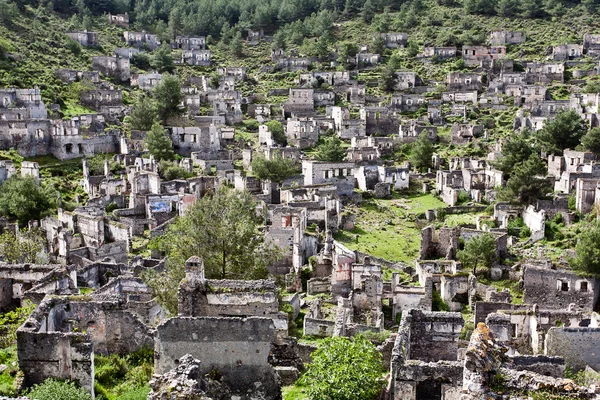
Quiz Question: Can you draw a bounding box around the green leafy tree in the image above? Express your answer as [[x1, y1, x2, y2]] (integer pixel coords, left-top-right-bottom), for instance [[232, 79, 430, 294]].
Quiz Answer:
[[371, 35, 386, 57], [150, 44, 174, 73], [361, 0, 375, 22], [521, 0, 545, 17], [300, 335, 384, 400], [126, 95, 158, 131], [493, 130, 534, 178], [457, 233, 497, 275], [251, 155, 298, 185], [145, 186, 280, 314], [496, 0, 520, 16], [25, 378, 91, 400], [502, 153, 552, 204], [0, 176, 58, 225], [230, 33, 244, 57], [535, 110, 587, 155], [337, 41, 359, 67], [410, 131, 434, 173], [379, 65, 396, 93], [145, 122, 175, 161], [0, 229, 46, 264], [572, 221, 600, 275], [265, 120, 287, 146], [581, 127, 600, 155], [131, 52, 151, 70], [315, 136, 347, 162], [153, 74, 183, 124]]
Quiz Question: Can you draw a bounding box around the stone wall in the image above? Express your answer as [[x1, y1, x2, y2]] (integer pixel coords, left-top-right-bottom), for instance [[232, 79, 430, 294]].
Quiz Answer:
[[303, 317, 336, 337], [546, 327, 600, 371], [523, 265, 599, 311], [154, 316, 281, 399]]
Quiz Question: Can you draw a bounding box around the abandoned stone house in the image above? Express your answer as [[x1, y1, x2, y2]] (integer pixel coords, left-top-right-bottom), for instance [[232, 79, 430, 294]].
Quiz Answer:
[[523, 264, 599, 311], [177, 49, 211, 66], [393, 71, 421, 90], [283, 88, 314, 118], [441, 90, 478, 104], [389, 309, 464, 400], [55, 69, 100, 84], [277, 57, 314, 72], [418, 46, 456, 60], [524, 61, 565, 83], [381, 32, 408, 48], [462, 45, 506, 67], [123, 31, 160, 50], [446, 72, 484, 91], [66, 31, 98, 47], [399, 120, 438, 142], [354, 52, 380, 67], [108, 12, 129, 27], [286, 118, 319, 149], [92, 55, 131, 82], [171, 35, 206, 50], [450, 123, 484, 144], [489, 30, 526, 46], [130, 73, 162, 90], [553, 44, 584, 61]]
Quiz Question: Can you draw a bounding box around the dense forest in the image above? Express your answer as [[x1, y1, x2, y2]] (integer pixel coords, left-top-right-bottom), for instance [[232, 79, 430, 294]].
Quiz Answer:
[[3, 0, 600, 41]]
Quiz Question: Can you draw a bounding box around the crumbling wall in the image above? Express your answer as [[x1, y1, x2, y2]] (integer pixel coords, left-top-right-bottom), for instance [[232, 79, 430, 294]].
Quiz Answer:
[[546, 327, 600, 371], [523, 265, 598, 311], [154, 316, 281, 399]]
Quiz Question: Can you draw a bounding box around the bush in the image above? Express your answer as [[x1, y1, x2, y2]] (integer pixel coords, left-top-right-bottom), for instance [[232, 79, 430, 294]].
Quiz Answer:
[[25, 378, 91, 400], [432, 289, 450, 311], [300, 335, 384, 400]]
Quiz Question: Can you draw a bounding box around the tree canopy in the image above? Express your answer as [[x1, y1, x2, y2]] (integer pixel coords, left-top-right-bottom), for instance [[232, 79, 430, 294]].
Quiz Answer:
[[493, 129, 534, 178], [153, 74, 183, 124], [145, 186, 281, 314], [457, 233, 497, 275], [145, 122, 175, 161], [0, 228, 46, 264], [534, 110, 588, 155], [0, 176, 58, 225], [265, 120, 287, 146], [501, 153, 552, 204], [410, 131, 434, 173], [251, 155, 299, 184], [300, 335, 384, 400], [572, 221, 600, 275], [315, 135, 347, 162], [126, 95, 158, 131], [581, 127, 600, 155]]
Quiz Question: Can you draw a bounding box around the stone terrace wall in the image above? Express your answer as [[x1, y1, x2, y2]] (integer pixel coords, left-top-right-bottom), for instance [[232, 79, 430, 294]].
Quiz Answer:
[[155, 316, 280, 399]]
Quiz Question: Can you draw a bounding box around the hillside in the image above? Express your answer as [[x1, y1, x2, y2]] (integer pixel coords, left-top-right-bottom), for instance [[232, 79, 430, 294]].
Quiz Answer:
[[2, 0, 600, 399]]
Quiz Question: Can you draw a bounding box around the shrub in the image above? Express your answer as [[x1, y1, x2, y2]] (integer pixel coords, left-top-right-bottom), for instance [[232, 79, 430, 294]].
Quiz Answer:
[[25, 378, 91, 400], [300, 335, 384, 400], [432, 289, 450, 311]]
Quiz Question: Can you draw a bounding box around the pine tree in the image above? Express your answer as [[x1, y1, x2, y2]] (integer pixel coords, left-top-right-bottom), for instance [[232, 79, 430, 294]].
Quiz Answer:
[[410, 131, 434, 173], [126, 95, 158, 131], [145, 122, 175, 161], [361, 0, 375, 23]]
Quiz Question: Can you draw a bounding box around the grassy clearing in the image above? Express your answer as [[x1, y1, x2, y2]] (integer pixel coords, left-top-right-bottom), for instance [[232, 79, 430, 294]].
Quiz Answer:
[[335, 192, 446, 264], [94, 348, 153, 400]]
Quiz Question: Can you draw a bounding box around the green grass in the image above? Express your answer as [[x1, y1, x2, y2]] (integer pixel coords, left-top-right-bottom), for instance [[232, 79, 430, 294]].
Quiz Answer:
[[282, 384, 309, 400], [334, 192, 445, 264], [94, 348, 153, 400], [0, 346, 18, 396]]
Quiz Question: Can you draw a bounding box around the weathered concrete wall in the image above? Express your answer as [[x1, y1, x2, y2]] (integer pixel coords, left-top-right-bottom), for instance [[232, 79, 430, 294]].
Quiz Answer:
[[546, 327, 600, 371], [155, 316, 281, 399]]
